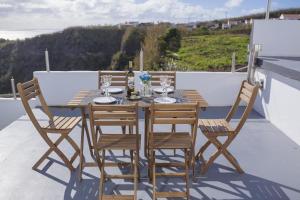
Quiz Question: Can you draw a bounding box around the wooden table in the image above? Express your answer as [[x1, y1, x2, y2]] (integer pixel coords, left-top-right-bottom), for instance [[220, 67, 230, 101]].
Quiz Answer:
[[67, 89, 208, 180]]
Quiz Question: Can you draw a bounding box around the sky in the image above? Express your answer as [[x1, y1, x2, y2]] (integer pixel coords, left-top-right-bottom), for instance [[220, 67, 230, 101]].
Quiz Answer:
[[0, 0, 300, 31]]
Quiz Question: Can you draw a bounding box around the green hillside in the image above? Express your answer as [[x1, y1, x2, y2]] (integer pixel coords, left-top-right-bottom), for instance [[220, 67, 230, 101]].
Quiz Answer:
[[175, 34, 249, 71]]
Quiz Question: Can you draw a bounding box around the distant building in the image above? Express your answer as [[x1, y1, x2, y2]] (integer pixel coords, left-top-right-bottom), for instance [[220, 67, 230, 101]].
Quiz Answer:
[[222, 23, 231, 29], [207, 22, 220, 30], [119, 21, 139, 28], [186, 22, 197, 30], [279, 14, 300, 20], [244, 18, 253, 25], [177, 22, 197, 31], [138, 22, 154, 27], [222, 19, 241, 29]]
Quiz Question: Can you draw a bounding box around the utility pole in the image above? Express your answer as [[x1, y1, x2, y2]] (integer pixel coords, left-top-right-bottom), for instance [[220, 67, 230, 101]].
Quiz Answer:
[[265, 0, 272, 20]]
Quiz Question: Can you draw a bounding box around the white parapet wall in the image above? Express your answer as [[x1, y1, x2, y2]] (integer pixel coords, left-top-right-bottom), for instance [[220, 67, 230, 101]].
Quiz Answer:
[[254, 69, 300, 145], [0, 98, 37, 129], [34, 71, 246, 106], [33, 71, 98, 105], [251, 20, 300, 145], [0, 71, 246, 129]]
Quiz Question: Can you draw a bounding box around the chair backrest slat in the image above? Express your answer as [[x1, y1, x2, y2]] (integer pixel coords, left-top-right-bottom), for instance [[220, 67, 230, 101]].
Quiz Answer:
[[98, 71, 128, 89], [148, 71, 176, 88], [150, 103, 198, 125], [89, 103, 139, 148], [94, 120, 136, 126], [154, 118, 197, 124], [93, 111, 136, 119], [150, 102, 199, 150], [225, 80, 259, 133], [17, 78, 53, 132]]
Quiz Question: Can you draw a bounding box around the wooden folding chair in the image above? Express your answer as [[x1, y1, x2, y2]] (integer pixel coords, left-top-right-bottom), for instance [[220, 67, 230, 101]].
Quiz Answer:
[[148, 71, 178, 155], [17, 78, 81, 171], [196, 80, 259, 175], [148, 103, 199, 200], [88, 103, 140, 200], [148, 71, 176, 89], [98, 71, 128, 89], [98, 71, 130, 148]]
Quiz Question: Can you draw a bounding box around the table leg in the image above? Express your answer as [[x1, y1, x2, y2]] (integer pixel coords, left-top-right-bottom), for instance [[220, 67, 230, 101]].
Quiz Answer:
[[80, 107, 94, 158], [79, 117, 85, 181], [144, 108, 149, 158], [79, 107, 95, 181]]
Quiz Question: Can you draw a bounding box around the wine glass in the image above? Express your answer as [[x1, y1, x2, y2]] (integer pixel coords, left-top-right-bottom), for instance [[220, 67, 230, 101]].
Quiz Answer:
[[165, 77, 171, 94], [160, 75, 168, 98], [101, 75, 112, 97]]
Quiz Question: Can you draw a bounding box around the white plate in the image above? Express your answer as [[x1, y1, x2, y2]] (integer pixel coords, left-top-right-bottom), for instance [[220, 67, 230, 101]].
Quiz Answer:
[[153, 87, 174, 94], [106, 88, 123, 94], [93, 97, 116, 104], [154, 97, 176, 104]]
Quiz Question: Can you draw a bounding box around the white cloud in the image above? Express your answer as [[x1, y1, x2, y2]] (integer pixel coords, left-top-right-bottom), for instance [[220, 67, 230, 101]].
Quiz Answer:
[[225, 0, 244, 8], [0, 0, 229, 30]]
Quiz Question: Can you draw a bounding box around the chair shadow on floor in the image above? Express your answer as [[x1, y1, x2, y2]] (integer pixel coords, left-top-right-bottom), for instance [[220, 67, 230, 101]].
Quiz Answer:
[[34, 151, 300, 200]]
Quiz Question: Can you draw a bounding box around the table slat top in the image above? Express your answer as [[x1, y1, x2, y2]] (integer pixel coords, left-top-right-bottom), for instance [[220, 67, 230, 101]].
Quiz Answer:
[[67, 89, 208, 108]]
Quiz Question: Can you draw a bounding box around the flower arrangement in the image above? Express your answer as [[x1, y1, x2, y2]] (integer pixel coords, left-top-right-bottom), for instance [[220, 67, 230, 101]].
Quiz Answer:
[[139, 72, 152, 97], [139, 72, 151, 84]]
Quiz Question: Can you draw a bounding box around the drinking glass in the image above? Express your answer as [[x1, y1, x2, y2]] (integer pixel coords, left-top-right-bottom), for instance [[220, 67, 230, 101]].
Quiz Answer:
[[101, 75, 112, 97], [163, 77, 172, 98], [160, 75, 169, 98]]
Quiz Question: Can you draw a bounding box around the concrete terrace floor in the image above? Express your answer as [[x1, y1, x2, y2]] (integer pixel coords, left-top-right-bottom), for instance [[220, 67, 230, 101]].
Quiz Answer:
[[0, 107, 300, 200]]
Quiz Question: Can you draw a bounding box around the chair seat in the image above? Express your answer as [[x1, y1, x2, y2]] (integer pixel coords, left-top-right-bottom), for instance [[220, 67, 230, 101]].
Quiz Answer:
[[97, 134, 140, 150], [150, 132, 192, 149], [198, 119, 234, 135], [42, 116, 81, 132]]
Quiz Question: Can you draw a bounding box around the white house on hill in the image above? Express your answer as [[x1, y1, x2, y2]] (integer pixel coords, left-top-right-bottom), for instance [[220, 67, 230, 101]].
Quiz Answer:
[[279, 14, 300, 20]]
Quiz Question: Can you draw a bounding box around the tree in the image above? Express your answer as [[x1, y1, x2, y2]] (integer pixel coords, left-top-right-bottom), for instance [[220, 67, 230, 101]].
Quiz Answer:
[[139, 24, 169, 70], [162, 28, 181, 52]]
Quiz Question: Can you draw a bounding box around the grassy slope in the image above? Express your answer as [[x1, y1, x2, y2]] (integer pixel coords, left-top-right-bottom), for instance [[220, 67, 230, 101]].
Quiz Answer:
[[176, 34, 249, 71]]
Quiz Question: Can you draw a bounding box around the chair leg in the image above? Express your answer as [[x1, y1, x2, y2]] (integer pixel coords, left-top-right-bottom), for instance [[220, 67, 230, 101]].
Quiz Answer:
[[122, 125, 126, 155], [32, 147, 54, 170], [201, 137, 232, 175], [148, 149, 152, 182], [211, 137, 244, 174], [223, 149, 244, 174], [33, 135, 76, 171], [99, 150, 106, 200], [191, 149, 196, 178], [65, 135, 80, 153], [152, 150, 156, 200], [81, 108, 94, 159], [65, 135, 81, 164], [136, 148, 141, 181], [172, 124, 176, 156], [79, 123, 85, 181], [196, 140, 211, 160], [134, 151, 138, 200], [33, 132, 65, 170], [130, 150, 134, 174], [185, 149, 190, 200]]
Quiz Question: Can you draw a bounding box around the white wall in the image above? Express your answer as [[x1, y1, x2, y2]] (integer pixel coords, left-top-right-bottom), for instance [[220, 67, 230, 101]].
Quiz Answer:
[[252, 20, 300, 57], [254, 69, 300, 145], [33, 71, 98, 105], [34, 71, 246, 106], [176, 72, 246, 106], [251, 20, 300, 145], [0, 98, 37, 129]]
